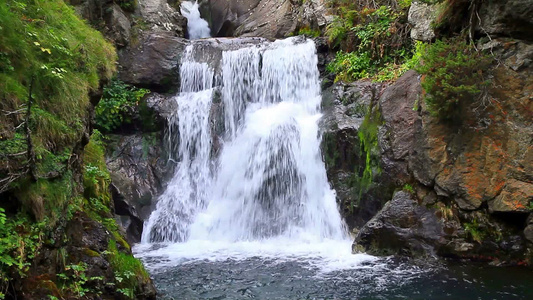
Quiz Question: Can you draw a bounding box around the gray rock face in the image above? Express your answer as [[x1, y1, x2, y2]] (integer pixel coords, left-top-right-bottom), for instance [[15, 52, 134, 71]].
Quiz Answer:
[[206, 0, 328, 39], [379, 70, 421, 177], [106, 4, 132, 47], [118, 32, 188, 91], [138, 0, 187, 34], [477, 0, 533, 41], [205, 0, 261, 36], [408, 1, 437, 42]]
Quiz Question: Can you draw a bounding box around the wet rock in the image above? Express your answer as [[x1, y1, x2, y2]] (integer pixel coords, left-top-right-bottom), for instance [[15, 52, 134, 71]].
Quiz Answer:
[[353, 191, 445, 257], [525, 224, 533, 244], [408, 1, 437, 42], [321, 81, 389, 229], [118, 32, 188, 91], [106, 133, 171, 243]]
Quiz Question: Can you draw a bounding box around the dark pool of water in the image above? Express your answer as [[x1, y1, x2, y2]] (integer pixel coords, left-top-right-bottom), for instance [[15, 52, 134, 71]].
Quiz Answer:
[[144, 257, 532, 300]]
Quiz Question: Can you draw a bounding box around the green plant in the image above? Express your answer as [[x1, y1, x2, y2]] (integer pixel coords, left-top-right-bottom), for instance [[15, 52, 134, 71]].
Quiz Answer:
[[415, 37, 491, 120], [297, 27, 321, 38], [0, 212, 45, 297], [403, 184, 414, 193], [57, 262, 103, 297], [326, 3, 413, 82], [106, 239, 150, 298], [464, 219, 484, 243], [95, 79, 149, 132]]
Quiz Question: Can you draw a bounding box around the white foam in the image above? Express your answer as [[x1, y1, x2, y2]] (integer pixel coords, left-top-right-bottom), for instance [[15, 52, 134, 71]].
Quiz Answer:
[[180, 1, 211, 39], [134, 239, 377, 274]]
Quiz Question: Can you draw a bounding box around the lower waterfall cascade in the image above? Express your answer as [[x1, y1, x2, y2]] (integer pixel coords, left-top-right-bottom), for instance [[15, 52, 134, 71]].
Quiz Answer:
[[142, 37, 349, 247]]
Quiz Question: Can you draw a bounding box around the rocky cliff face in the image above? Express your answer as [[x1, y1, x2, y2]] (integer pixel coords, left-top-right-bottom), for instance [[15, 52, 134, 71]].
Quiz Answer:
[[347, 0, 533, 264], [310, 0, 533, 264]]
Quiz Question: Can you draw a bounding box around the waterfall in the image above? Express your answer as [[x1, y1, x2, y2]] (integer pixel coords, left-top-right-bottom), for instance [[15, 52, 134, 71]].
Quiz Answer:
[[141, 46, 214, 243], [180, 1, 211, 39], [142, 37, 347, 245]]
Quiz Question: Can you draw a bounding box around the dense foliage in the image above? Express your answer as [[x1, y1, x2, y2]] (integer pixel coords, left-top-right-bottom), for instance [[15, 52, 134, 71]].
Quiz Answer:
[[95, 79, 150, 133], [0, 1, 150, 298], [0, 0, 116, 192], [415, 37, 491, 120], [326, 0, 413, 82]]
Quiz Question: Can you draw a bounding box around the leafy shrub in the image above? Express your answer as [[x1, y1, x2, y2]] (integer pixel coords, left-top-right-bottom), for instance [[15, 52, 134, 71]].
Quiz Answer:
[[297, 27, 321, 38], [326, 3, 413, 82], [0, 211, 45, 298], [415, 37, 491, 120], [94, 80, 149, 132], [326, 51, 373, 82]]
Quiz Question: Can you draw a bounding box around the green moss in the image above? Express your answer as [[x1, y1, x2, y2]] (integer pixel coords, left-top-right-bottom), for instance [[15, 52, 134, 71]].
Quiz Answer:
[[82, 131, 111, 204], [297, 27, 321, 38], [83, 248, 101, 258], [345, 106, 383, 211], [322, 132, 340, 170], [13, 171, 75, 223], [402, 184, 414, 194], [357, 107, 382, 189], [464, 219, 485, 243]]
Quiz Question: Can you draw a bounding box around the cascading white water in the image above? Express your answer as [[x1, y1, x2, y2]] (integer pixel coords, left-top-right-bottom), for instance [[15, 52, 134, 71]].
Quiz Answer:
[[180, 1, 211, 39], [189, 39, 346, 241], [138, 37, 371, 270], [141, 46, 214, 243]]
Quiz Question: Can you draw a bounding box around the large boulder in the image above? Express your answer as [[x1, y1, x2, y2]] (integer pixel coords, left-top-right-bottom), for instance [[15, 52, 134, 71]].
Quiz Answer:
[[352, 39, 533, 263], [353, 191, 446, 257], [106, 4, 132, 47], [118, 32, 188, 91], [408, 1, 437, 42]]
